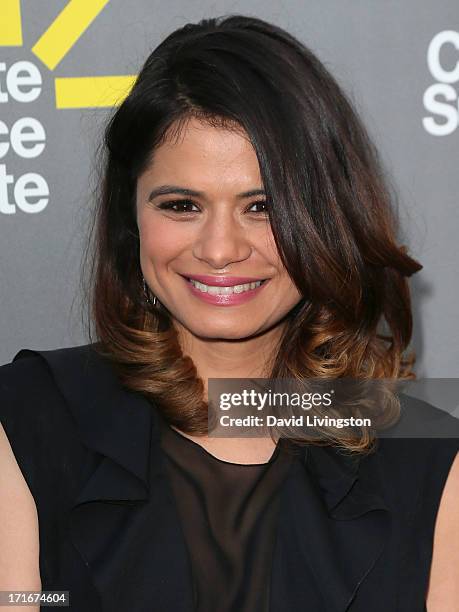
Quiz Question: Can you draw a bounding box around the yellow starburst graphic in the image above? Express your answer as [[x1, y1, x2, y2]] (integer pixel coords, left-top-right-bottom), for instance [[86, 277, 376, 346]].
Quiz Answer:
[[0, 0, 23, 46], [0, 0, 135, 108]]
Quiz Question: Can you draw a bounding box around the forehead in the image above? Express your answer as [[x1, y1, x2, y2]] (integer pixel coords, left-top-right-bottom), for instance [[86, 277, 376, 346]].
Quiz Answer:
[[140, 116, 262, 190]]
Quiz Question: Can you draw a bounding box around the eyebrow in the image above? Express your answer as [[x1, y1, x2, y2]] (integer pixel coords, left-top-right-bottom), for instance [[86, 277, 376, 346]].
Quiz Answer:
[[147, 184, 266, 201]]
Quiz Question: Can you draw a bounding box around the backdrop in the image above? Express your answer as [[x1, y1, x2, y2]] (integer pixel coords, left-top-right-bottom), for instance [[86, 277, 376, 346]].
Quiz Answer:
[[1, 0, 458, 377]]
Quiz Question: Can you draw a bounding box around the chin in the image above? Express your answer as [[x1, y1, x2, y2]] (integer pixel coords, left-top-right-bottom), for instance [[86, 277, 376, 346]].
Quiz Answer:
[[179, 318, 256, 340], [194, 327, 250, 341]]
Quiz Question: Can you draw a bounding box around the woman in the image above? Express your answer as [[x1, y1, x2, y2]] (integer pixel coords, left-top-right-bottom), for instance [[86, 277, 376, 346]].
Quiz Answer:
[[1, 14, 458, 612]]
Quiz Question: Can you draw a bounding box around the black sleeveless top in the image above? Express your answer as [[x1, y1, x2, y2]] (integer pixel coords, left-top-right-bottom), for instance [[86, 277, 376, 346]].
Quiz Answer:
[[159, 416, 295, 611], [1, 343, 459, 611]]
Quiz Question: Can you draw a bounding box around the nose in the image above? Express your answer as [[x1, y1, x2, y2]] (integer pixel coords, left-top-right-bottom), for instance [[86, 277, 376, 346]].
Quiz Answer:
[[192, 209, 253, 270]]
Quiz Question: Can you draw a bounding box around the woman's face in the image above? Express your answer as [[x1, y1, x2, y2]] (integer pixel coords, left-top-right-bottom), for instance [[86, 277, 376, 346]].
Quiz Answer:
[[136, 116, 302, 341]]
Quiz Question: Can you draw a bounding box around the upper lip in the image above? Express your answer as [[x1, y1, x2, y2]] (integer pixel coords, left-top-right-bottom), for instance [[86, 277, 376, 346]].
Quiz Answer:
[[182, 274, 267, 287]]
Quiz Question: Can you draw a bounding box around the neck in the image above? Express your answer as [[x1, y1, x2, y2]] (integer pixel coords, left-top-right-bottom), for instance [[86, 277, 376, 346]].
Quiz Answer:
[[170, 322, 285, 464]]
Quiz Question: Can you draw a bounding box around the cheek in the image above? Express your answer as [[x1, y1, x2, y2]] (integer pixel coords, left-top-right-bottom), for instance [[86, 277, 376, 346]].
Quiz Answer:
[[258, 226, 282, 264], [253, 232, 300, 299], [275, 266, 302, 302], [138, 215, 191, 264]]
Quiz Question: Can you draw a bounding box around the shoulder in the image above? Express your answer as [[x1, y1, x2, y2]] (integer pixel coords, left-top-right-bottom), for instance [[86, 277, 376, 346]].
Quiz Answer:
[[0, 343, 96, 397], [0, 342, 106, 410], [368, 393, 459, 515], [0, 350, 50, 393], [367, 395, 459, 607], [0, 344, 93, 439], [1, 343, 97, 377], [376, 391, 459, 471], [0, 344, 102, 503]]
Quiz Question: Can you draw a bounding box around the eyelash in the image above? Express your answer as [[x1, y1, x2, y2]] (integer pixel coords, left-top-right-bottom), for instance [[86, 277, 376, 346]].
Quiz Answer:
[[156, 199, 268, 215]]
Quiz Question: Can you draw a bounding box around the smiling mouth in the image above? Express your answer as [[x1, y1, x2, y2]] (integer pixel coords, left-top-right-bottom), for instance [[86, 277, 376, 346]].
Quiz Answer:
[[185, 277, 268, 295]]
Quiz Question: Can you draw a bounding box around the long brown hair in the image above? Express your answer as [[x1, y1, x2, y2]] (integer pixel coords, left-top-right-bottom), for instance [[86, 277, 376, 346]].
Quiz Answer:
[[81, 15, 423, 454]]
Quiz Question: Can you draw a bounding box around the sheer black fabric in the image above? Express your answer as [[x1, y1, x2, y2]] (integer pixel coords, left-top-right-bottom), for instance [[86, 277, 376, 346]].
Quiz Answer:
[[159, 417, 296, 612]]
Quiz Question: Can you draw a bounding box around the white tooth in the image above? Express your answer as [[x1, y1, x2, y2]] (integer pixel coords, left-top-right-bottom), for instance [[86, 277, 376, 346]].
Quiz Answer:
[[191, 280, 204, 292], [190, 279, 264, 294]]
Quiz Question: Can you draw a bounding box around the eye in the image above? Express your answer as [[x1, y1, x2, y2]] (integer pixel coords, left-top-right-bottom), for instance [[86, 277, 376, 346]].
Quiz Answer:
[[156, 199, 200, 213], [247, 200, 268, 214]]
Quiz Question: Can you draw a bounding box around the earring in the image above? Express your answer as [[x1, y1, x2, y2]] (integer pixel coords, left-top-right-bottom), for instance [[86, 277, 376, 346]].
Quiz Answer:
[[142, 276, 157, 307]]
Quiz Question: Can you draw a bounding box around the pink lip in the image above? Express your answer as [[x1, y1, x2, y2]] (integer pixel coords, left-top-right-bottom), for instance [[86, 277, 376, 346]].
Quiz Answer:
[[183, 274, 267, 287], [182, 275, 269, 306]]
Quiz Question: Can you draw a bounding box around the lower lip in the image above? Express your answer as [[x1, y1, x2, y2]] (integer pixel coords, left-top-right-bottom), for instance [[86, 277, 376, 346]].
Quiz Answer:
[[183, 277, 269, 306]]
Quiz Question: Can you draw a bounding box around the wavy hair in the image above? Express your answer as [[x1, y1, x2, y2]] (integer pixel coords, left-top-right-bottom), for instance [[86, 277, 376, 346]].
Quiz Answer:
[[81, 14, 423, 454]]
